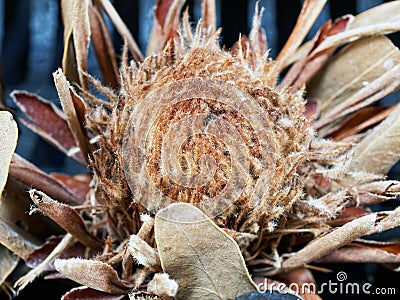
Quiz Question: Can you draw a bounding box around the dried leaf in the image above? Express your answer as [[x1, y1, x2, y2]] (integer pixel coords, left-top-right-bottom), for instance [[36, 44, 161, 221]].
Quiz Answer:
[[249, 3, 267, 60], [69, 86, 88, 134], [350, 104, 400, 174], [147, 273, 178, 298], [61, 0, 80, 84], [62, 287, 126, 300], [311, 1, 400, 57], [26, 236, 85, 270], [202, 0, 216, 34], [303, 100, 320, 121], [0, 245, 19, 285], [89, 3, 119, 89], [29, 190, 102, 251], [351, 180, 400, 206], [72, 0, 91, 89], [350, 1, 400, 29], [0, 217, 39, 260], [369, 207, 400, 235], [9, 154, 84, 206], [276, 0, 328, 71], [309, 36, 400, 128], [311, 24, 400, 56], [317, 240, 400, 264], [279, 214, 377, 273], [147, 0, 171, 55], [147, 0, 185, 55], [0, 111, 17, 198], [129, 234, 160, 271], [55, 258, 133, 294], [11, 91, 85, 164], [327, 207, 367, 227], [280, 15, 353, 91], [50, 173, 91, 201], [54, 69, 91, 163], [15, 234, 76, 292], [323, 105, 397, 140], [155, 203, 256, 300], [96, 0, 143, 62]]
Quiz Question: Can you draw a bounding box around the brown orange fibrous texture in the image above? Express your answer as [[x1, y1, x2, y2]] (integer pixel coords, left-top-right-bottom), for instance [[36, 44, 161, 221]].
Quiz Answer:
[[89, 32, 314, 239]]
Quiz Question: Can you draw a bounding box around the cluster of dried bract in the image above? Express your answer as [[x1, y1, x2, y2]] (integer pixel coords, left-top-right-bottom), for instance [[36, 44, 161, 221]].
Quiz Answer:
[[1, 1, 400, 299]]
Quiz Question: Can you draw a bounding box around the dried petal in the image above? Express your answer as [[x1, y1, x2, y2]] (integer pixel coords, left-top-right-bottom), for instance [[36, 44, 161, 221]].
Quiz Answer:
[[96, 0, 143, 61], [350, 104, 400, 174], [10, 154, 83, 205], [128, 234, 160, 271], [0, 245, 19, 285], [72, 0, 91, 89], [89, 3, 119, 89], [280, 214, 377, 273], [309, 36, 400, 128], [0, 111, 17, 197], [11, 91, 85, 164], [55, 258, 133, 294], [202, 0, 216, 34], [54, 69, 91, 163], [317, 240, 400, 264], [29, 190, 102, 251], [276, 0, 328, 70], [62, 286, 125, 300]]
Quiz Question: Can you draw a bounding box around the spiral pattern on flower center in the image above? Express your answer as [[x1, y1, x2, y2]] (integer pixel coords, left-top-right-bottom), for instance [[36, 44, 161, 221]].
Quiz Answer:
[[123, 78, 275, 218]]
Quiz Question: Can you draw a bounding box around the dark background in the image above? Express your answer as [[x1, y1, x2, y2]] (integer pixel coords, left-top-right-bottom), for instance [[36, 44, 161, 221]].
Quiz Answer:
[[1, 0, 400, 299]]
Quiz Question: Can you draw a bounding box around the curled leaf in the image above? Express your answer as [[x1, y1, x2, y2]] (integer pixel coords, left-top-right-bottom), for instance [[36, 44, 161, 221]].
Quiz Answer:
[[15, 234, 75, 292], [352, 180, 400, 206], [310, 36, 400, 131], [0, 214, 39, 260], [9, 154, 84, 206], [29, 190, 102, 251], [323, 105, 397, 140], [0, 111, 18, 197], [276, 0, 328, 71], [96, 0, 143, 61], [54, 69, 91, 163], [89, 3, 119, 89], [155, 203, 256, 300], [72, 0, 91, 89], [318, 240, 400, 264], [61, 0, 80, 83], [280, 15, 353, 91], [280, 214, 377, 273], [350, 104, 400, 174], [147, 0, 186, 55], [11, 91, 85, 164], [55, 258, 133, 294], [0, 245, 19, 286], [62, 286, 125, 300], [202, 0, 216, 34], [128, 234, 160, 271]]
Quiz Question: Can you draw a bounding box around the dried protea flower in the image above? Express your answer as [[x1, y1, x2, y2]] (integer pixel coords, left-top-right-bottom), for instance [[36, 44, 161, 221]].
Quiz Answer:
[[2, 1, 400, 299]]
